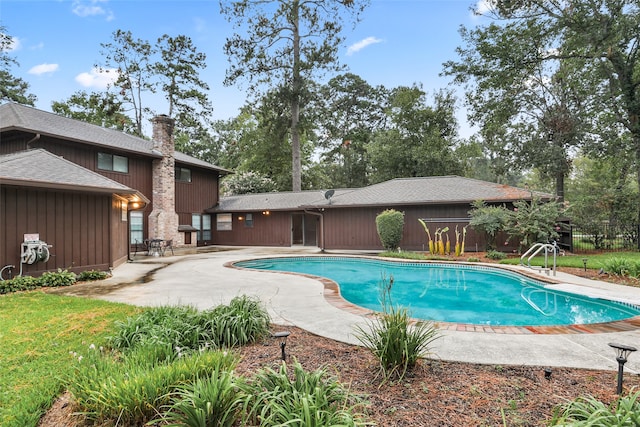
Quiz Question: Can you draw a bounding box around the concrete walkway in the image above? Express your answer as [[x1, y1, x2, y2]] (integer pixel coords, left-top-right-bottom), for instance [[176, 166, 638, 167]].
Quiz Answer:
[[59, 247, 640, 372]]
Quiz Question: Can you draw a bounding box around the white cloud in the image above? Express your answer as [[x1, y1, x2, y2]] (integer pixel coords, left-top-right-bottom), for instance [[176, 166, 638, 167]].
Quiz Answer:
[[72, 0, 114, 21], [28, 63, 59, 75], [347, 36, 383, 56], [76, 67, 119, 89]]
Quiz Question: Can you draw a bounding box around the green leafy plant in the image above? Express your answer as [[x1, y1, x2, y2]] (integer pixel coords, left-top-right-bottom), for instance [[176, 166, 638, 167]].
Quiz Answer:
[[39, 269, 76, 288], [376, 209, 405, 251], [486, 250, 507, 260], [0, 275, 40, 294], [240, 360, 368, 426], [504, 196, 564, 251], [68, 345, 239, 425], [601, 257, 640, 278], [77, 270, 108, 281], [159, 367, 243, 427], [108, 297, 270, 354], [551, 390, 640, 425], [355, 275, 440, 383], [468, 200, 510, 250]]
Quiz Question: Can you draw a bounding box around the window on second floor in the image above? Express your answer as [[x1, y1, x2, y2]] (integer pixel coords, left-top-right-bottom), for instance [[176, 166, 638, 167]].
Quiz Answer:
[[175, 167, 192, 182], [97, 152, 128, 173]]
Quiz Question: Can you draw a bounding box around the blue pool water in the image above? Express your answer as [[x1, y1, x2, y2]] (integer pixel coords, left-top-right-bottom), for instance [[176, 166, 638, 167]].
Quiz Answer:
[[234, 257, 640, 326]]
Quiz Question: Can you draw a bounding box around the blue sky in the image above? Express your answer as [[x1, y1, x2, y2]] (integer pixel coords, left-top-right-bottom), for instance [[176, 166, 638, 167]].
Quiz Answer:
[[1, 0, 486, 137]]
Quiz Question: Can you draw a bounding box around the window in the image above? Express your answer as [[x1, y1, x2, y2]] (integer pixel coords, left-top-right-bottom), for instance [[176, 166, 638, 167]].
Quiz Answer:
[[216, 213, 232, 231], [192, 214, 212, 240], [130, 211, 143, 244], [98, 152, 128, 173], [175, 167, 192, 182], [245, 213, 253, 228]]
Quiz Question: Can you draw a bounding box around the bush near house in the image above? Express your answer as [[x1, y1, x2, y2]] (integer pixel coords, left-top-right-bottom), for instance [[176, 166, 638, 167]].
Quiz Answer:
[[376, 209, 405, 251]]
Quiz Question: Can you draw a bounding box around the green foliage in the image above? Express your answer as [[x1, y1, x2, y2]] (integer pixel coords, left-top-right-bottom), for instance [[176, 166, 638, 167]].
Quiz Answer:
[[51, 90, 134, 132], [468, 200, 510, 250], [551, 390, 640, 426], [375, 209, 405, 251], [379, 251, 427, 260], [39, 269, 77, 288], [0, 275, 40, 294], [221, 170, 278, 195], [504, 197, 564, 250], [76, 269, 108, 282], [486, 250, 507, 260], [601, 258, 640, 278], [366, 87, 462, 182], [108, 296, 270, 354], [467, 257, 481, 262], [240, 360, 368, 426], [161, 369, 243, 427], [0, 26, 37, 105], [68, 345, 239, 425], [355, 275, 440, 383]]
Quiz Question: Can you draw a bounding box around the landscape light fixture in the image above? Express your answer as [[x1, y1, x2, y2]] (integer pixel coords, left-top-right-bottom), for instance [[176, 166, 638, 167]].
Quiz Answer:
[[608, 342, 637, 394], [544, 368, 552, 380], [582, 258, 588, 272], [273, 331, 291, 361]]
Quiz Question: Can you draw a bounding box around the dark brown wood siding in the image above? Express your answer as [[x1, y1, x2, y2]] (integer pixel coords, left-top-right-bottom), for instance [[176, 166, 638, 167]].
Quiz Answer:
[[175, 167, 219, 212], [211, 211, 292, 246], [0, 185, 124, 276]]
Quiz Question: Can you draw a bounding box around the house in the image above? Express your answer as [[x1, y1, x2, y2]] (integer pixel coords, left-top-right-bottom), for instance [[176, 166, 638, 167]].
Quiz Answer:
[[208, 176, 552, 252], [0, 103, 230, 276]]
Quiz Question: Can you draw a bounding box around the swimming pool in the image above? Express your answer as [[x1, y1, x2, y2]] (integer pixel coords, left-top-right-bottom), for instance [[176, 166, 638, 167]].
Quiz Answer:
[[234, 256, 640, 327]]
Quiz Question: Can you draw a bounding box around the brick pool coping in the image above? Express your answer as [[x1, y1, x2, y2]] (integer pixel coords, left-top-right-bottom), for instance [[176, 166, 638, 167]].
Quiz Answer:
[[225, 256, 640, 335]]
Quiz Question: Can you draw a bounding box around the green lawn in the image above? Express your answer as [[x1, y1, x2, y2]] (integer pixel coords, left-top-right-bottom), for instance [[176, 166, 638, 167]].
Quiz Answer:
[[500, 251, 640, 270], [0, 292, 139, 427]]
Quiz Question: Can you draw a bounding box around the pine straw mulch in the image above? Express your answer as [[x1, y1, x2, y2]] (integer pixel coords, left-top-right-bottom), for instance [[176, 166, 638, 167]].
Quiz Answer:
[[39, 257, 640, 427]]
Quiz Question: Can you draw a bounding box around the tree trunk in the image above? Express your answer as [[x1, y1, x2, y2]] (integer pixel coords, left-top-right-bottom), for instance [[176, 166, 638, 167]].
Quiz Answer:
[[290, 0, 302, 192]]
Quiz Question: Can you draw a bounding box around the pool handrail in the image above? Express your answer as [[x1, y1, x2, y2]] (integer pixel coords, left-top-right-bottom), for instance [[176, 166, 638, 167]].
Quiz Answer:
[[520, 242, 557, 276]]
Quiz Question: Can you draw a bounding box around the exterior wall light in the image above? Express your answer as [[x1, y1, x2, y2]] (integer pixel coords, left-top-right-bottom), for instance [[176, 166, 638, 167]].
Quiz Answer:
[[609, 342, 637, 394]]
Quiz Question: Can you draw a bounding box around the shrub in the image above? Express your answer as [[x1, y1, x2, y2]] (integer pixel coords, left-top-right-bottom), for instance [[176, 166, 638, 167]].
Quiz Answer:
[[355, 275, 440, 382], [602, 257, 640, 278], [486, 250, 507, 260], [39, 269, 76, 288], [108, 297, 270, 355], [376, 209, 405, 251], [551, 390, 640, 425], [240, 360, 367, 426], [0, 275, 40, 294], [77, 269, 108, 281], [161, 369, 244, 427], [467, 257, 480, 262], [68, 344, 238, 425]]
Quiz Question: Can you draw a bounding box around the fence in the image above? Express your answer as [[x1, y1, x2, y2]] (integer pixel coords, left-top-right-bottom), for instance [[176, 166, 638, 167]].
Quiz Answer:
[[563, 223, 640, 253]]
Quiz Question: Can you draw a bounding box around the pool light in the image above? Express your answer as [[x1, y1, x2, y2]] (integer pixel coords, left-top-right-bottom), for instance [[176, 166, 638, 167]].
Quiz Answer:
[[608, 342, 637, 394], [273, 331, 291, 361]]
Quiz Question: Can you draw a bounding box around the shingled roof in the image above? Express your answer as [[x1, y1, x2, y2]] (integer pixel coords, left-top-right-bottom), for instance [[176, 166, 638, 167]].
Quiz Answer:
[[210, 176, 552, 212], [0, 149, 149, 202], [0, 103, 232, 174]]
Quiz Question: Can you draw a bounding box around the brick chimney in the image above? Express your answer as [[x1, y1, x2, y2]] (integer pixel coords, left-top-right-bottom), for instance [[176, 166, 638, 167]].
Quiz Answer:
[[148, 115, 179, 244]]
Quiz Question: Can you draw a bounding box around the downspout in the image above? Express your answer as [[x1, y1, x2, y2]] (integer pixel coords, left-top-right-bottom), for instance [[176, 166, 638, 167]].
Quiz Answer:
[[26, 133, 41, 148], [304, 209, 324, 252]]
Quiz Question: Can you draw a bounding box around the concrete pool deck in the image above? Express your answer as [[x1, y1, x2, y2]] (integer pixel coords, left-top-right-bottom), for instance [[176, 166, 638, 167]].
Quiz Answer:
[[57, 247, 640, 373]]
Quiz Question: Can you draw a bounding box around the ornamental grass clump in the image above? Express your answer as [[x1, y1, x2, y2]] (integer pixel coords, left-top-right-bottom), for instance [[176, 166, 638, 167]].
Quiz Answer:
[[159, 367, 244, 427], [355, 275, 440, 383], [239, 360, 369, 426], [108, 296, 270, 355], [550, 390, 640, 426], [67, 343, 239, 425]]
